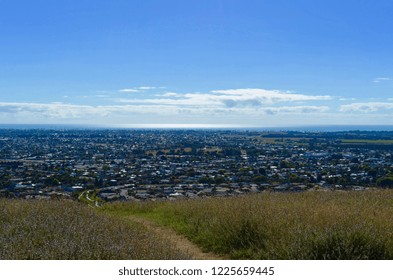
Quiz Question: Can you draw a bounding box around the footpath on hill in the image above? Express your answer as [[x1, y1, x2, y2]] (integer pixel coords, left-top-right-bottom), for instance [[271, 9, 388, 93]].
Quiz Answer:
[[127, 216, 225, 260]]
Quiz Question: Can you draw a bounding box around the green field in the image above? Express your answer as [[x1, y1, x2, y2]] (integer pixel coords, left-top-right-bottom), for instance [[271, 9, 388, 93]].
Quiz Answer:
[[340, 139, 393, 145]]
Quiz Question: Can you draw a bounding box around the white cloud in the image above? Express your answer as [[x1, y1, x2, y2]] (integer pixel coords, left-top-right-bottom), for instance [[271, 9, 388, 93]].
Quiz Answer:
[[0, 102, 192, 119], [0, 88, 336, 126], [211, 88, 332, 104], [119, 86, 158, 93], [0, 101, 331, 122], [0, 102, 103, 118], [340, 102, 393, 113], [158, 92, 181, 97], [260, 106, 330, 115], [373, 77, 392, 83], [119, 89, 140, 93], [116, 88, 332, 109]]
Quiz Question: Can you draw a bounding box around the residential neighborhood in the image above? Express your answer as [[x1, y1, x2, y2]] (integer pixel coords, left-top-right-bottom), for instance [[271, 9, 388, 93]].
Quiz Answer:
[[0, 129, 392, 202]]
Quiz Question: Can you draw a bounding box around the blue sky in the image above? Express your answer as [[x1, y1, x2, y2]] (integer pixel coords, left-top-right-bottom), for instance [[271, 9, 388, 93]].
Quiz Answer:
[[1, 0, 393, 127]]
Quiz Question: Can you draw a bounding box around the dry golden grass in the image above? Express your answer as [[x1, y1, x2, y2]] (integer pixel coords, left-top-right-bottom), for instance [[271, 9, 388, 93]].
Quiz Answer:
[[0, 199, 189, 260], [103, 190, 393, 259], [4, 191, 393, 260]]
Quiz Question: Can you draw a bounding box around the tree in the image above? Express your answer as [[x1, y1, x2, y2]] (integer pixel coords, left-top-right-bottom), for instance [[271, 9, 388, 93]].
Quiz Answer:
[[280, 160, 291, 169], [252, 175, 267, 184], [258, 168, 266, 176], [377, 177, 393, 188], [214, 176, 226, 184], [367, 169, 377, 178]]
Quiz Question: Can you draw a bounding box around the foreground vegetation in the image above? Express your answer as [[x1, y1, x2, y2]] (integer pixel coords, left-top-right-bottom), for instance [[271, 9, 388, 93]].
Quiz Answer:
[[4, 190, 393, 260], [103, 190, 393, 259], [0, 199, 188, 259]]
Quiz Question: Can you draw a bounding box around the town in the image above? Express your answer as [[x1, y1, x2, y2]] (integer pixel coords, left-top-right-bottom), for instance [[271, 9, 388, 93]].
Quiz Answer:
[[0, 129, 392, 202]]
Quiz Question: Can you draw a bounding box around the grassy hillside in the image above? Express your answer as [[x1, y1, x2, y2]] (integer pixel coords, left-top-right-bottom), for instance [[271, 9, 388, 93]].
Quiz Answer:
[[103, 190, 393, 259], [4, 191, 393, 260], [0, 199, 188, 260]]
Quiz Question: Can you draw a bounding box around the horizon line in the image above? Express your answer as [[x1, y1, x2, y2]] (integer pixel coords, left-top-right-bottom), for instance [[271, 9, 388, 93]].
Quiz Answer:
[[1, 123, 393, 132]]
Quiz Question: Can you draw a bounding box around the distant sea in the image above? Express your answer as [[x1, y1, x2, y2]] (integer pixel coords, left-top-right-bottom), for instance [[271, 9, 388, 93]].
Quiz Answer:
[[0, 124, 393, 132]]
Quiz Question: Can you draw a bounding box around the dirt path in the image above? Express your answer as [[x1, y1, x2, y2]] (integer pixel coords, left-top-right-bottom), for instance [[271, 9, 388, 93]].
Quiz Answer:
[[128, 216, 226, 260]]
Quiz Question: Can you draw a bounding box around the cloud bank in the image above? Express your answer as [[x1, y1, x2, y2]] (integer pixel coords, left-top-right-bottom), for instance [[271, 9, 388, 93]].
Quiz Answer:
[[117, 88, 332, 109], [340, 102, 393, 113], [0, 88, 391, 126]]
